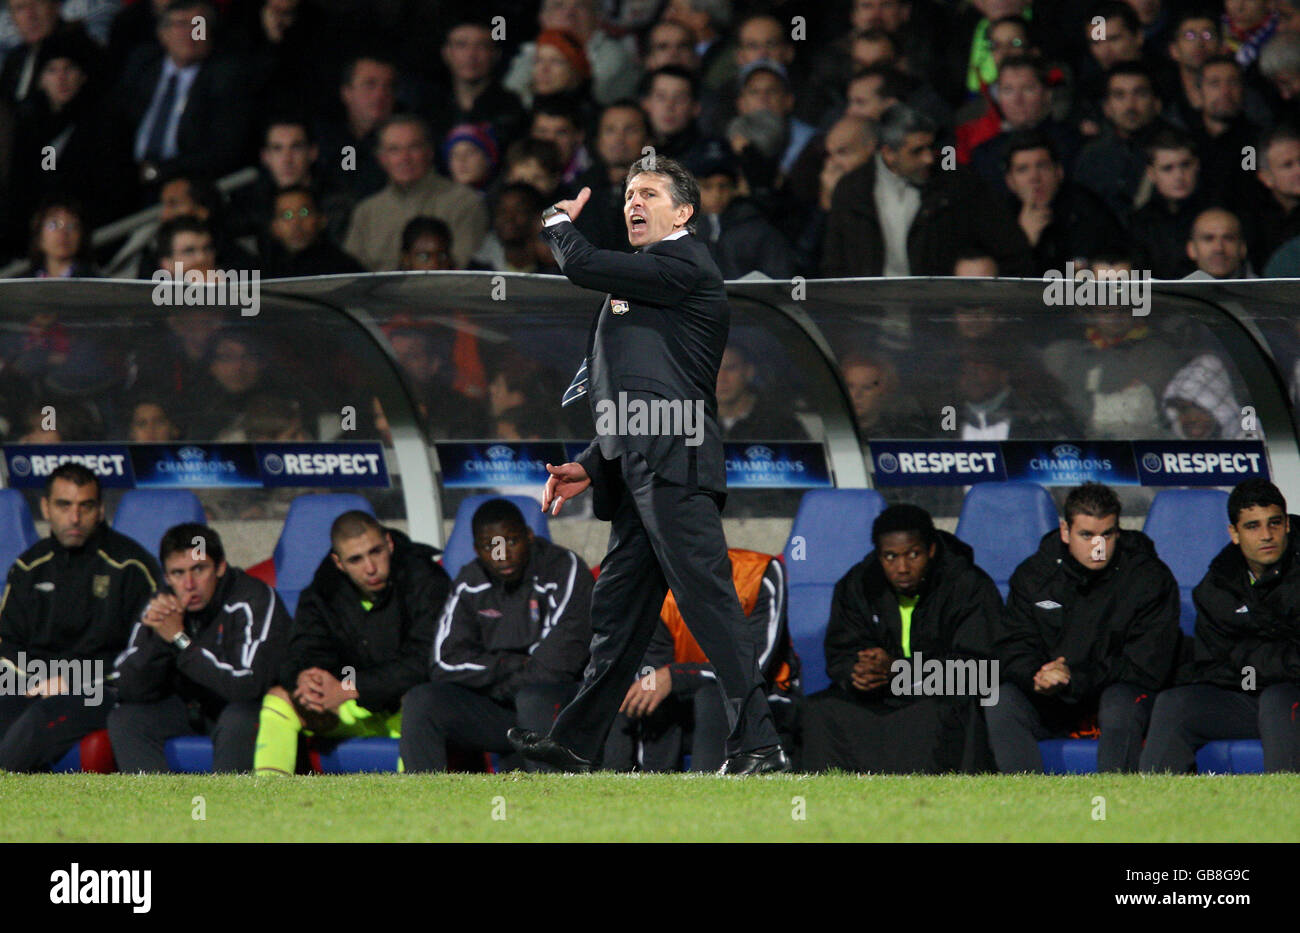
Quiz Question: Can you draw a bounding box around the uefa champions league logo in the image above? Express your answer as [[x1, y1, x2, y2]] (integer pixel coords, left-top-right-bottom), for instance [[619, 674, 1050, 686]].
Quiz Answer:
[[1142, 452, 1162, 473], [876, 452, 899, 474], [262, 453, 285, 475], [486, 444, 516, 461]]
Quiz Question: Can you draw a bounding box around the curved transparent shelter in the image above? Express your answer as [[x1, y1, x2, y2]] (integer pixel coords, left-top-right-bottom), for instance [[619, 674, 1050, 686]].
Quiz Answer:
[[0, 278, 432, 555], [2, 275, 1297, 549], [262, 273, 858, 520]]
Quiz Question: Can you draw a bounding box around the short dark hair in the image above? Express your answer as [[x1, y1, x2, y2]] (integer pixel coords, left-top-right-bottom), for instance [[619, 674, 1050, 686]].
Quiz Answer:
[[160, 522, 225, 567], [639, 64, 699, 101], [624, 154, 701, 235], [400, 216, 453, 253], [1002, 128, 1058, 173], [1197, 53, 1241, 86], [1063, 482, 1122, 526], [872, 503, 936, 549], [1090, 1, 1141, 37], [998, 54, 1049, 87], [44, 462, 100, 500], [1104, 61, 1155, 97], [341, 52, 396, 87], [1258, 122, 1300, 172], [262, 116, 314, 146], [849, 65, 912, 103], [330, 510, 383, 550], [1228, 478, 1287, 525], [1172, 8, 1221, 36], [1144, 124, 1196, 164], [532, 94, 584, 130], [472, 498, 527, 537], [156, 215, 213, 260], [496, 181, 547, 214]]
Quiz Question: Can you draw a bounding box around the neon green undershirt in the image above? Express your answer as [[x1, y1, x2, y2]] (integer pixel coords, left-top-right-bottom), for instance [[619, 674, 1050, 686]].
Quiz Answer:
[[898, 593, 919, 659], [360, 598, 373, 612]]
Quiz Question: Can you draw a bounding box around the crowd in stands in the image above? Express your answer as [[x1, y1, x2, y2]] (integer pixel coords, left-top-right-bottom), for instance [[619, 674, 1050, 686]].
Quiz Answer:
[[3, 463, 1295, 774], [3, 1, 1299, 455]]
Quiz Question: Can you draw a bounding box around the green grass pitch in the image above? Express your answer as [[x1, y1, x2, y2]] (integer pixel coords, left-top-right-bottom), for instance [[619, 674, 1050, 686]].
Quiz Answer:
[[2, 773, 1297, 842]]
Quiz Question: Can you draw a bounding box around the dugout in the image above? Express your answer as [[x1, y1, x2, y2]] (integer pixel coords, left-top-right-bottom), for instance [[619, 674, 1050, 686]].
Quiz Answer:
[[0, 274, 1298, 572]]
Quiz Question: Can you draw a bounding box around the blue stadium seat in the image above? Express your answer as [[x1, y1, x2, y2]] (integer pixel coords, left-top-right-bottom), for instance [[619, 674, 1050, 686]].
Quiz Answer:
[[164, 736, 214, 773], [1142, 489, 1230, 635], [1038, 738, 1098, 774], [782, 489, 887, 694], [112, 489, 206, 559], [955, 482, 1058, 597], [315, 737, 400, 773], [273, 494, 374, 615], [51, 744, 81, 773], [0, 489, 38, 581], [1196, 740, 1265, 774], [441, 494, 551, 580]]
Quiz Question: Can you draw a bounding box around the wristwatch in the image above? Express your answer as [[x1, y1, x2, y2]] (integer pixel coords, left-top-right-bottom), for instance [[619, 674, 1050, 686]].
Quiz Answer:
[[541, 204, 569, 222], [171, 631, 192, 651]]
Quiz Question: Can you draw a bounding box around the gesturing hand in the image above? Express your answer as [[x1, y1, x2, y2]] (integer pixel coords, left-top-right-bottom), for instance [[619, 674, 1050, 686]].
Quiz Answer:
[[542, 461, 591, 516], [552, 187, 592, 223]]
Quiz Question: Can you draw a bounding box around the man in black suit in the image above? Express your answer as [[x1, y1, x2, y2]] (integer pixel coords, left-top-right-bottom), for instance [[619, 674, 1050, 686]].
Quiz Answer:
[[108, 0, 255, 200], [507, 154, 788, 774]]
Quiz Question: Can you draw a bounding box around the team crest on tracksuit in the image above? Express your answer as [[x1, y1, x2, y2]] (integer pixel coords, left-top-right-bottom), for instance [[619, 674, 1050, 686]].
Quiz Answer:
[[611, 299, 629, 315]]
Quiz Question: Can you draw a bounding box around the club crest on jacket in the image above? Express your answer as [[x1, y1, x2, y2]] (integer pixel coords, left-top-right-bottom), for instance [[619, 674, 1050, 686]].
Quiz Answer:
[[611, 299, 629, 315]]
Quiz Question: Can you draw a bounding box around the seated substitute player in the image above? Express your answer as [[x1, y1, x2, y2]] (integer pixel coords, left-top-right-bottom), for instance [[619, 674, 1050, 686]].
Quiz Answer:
[[803, 504, 1003, 773], [603, 548, 801, 773], [254, 511, 451, 775], [110, 524, 292, 772], [986, 482, 1181, 773], [1141, 479, 1300, 772], [400, 499, 592, 771], [0, 464, 159, 771]]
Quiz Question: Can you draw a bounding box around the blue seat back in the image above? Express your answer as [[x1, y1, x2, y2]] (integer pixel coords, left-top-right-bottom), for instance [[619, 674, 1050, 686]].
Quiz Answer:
[[273, 494, 374, 615], [1142, 489, 1230, 635], [782, 489, 887, 693], [164, 736, 214, 773], [113, 489, 206, 560], [0, 490, 37, 581], [441, 495, 550, 580], [955, 482, 1058, 596]]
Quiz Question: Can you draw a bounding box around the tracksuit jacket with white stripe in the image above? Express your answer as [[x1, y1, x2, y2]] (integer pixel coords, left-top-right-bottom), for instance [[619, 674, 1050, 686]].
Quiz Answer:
[[431, 537, 593, 703], [114, 568, 291, 713]]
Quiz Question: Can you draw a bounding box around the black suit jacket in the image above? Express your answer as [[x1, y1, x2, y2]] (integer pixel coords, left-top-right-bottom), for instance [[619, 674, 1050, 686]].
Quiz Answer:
[[543, 219, 729, 518], [111, 47, 256, 181]]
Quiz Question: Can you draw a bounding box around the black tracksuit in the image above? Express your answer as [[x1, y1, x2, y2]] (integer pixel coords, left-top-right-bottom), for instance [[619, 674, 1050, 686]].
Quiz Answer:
[[0, 523, 159, 771], [1142, 522, 1300, 772], [400, 537, 592, 771], [988, 529, 1181, 772], [109, 567, 292, 772], [804, 530, 1002, 773], [282, 529, 449, 715]]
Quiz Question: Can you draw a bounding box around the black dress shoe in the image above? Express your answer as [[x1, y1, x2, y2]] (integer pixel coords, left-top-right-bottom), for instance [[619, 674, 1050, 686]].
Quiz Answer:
[[507, 727, 593, 773], [718, 745, 791, 775]]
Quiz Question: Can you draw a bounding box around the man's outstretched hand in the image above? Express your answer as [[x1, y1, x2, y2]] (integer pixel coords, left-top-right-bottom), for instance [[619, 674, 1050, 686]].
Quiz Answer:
[[542, 461, 591, 516], [552, 186, 591, 222]]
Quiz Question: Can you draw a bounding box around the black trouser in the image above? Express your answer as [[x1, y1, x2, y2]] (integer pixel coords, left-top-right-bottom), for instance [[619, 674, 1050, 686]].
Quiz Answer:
[[0, 688, 116, 772], [1139, 682, 1300, 773], [985, 681, 1153, 773], [550, 452, 779, 762], [803, 685, 993, 773], [400, 681, 577, 773], [108, 696, 261, 773], [602, 684, 731, 772]]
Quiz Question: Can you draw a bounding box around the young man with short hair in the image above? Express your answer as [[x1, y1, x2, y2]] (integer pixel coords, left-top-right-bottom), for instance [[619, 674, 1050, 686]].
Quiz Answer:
[[254, 511, 449, 775], [399, 499, 592, 771], [988, 482, 1181, 772], [1141, 479, 1300, 772], [803, 504, 1003, 773], [0, 464, 159, 771], [110, 523, 291, 772]]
